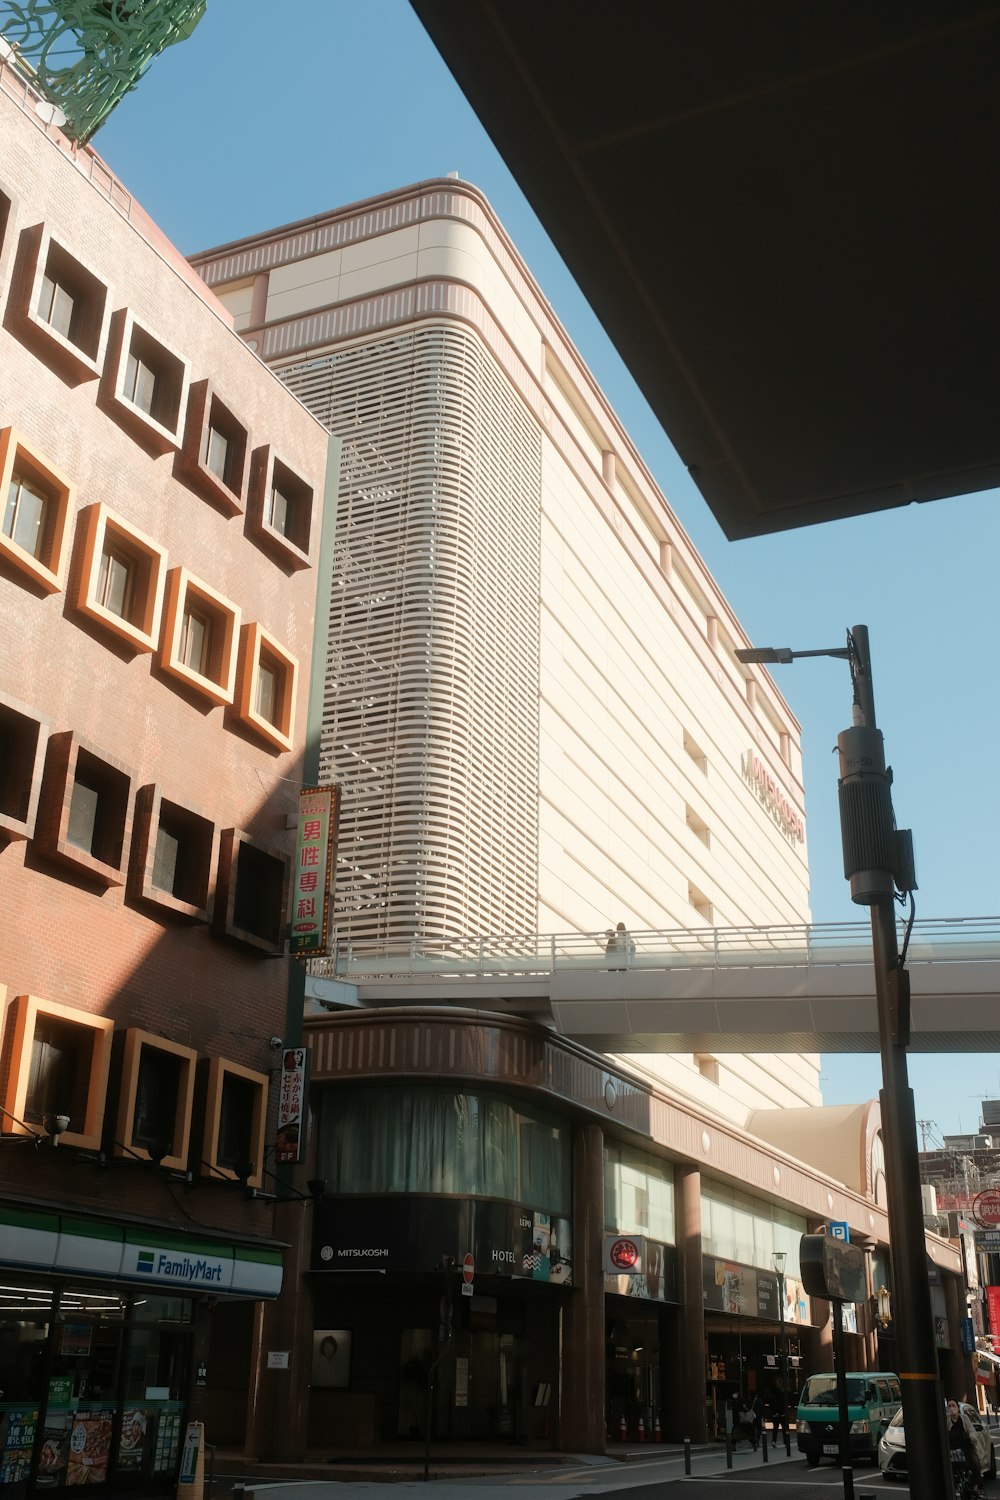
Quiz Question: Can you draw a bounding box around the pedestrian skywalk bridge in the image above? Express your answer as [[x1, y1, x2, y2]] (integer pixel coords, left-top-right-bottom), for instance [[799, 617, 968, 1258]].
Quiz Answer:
[[304, 916, 1000, 1054]]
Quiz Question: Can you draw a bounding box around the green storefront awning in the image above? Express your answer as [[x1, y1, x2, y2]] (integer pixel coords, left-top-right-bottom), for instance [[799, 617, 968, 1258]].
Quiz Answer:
[[0, 1207, 282, 1298]]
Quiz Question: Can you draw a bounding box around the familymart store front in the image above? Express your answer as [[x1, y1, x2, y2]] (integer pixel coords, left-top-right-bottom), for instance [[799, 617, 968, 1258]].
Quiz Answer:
[[0, 1208, 282, 1497]]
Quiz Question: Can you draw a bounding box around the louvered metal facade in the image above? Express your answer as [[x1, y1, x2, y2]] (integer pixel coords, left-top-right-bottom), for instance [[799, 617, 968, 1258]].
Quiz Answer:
[[279, 323, 541, 946]]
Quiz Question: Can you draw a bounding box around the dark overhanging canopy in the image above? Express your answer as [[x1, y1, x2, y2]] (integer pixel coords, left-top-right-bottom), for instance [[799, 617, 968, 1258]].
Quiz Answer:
[[411, 0, 1000, 539]]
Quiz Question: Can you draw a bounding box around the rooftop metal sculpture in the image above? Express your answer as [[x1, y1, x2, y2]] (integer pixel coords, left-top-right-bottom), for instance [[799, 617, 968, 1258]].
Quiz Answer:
[[0, 0, 206, 143]]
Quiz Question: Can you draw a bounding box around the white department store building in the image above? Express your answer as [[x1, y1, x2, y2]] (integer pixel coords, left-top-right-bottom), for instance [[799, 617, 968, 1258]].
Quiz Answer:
[[191, 183, 965, 1457]]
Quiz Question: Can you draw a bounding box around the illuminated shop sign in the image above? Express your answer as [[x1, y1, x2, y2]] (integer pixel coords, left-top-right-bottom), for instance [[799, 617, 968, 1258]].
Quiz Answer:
[[313, 1197, 572, 1285], [741, 748, 805, 843], [604, 1234, 643, 1273], [604, 1236, 680, 1303]]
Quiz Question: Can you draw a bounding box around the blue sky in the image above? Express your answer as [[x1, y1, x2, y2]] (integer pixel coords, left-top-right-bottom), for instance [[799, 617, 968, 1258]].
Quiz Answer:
[[94, 0, 1000, 1140]]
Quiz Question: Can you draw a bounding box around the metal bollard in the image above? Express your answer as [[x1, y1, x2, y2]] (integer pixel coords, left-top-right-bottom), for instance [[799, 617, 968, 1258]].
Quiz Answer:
[[785, 1424, 792, 1457], [683, 1437, 691, 1475], [725, 1430, 733, 1468], [762, 1430, 768, 1462]]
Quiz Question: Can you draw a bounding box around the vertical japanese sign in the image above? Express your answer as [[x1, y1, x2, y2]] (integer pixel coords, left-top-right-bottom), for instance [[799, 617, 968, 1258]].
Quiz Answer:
[[987, 1284, 1000, 1340], [290, 785, 338, 957], [276, 1047, 310, 1164]]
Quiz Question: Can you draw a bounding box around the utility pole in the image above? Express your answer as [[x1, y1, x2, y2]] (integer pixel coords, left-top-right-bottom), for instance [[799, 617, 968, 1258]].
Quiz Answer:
[[736, 625, 954, 1500]]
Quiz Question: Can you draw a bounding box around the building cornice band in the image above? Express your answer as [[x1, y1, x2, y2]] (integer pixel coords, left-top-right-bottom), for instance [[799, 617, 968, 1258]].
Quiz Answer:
[[305, 1006, 958, 1266]]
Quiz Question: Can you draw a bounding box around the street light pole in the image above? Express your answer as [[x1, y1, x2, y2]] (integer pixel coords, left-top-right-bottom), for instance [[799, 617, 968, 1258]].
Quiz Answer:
[[773, 1250, 791, 1455], [736, 625, 953, 1500]]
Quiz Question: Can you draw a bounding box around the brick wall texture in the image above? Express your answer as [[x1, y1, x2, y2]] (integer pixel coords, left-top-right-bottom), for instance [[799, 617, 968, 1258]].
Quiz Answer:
[[0, 90, 329, 1238]]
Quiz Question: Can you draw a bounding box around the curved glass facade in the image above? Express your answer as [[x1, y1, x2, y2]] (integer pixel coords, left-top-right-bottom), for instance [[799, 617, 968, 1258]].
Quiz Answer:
[[317, 1087, 571, 1213]]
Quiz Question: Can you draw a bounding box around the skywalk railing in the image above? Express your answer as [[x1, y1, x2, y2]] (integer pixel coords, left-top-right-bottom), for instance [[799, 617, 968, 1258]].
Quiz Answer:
[[307, 915, 1000, 984]]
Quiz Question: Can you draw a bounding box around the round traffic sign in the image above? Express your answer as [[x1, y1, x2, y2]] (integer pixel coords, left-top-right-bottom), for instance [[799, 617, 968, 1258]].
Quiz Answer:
[[974, 1189, 1000, 1227], [463, 1252, 475, 1283]]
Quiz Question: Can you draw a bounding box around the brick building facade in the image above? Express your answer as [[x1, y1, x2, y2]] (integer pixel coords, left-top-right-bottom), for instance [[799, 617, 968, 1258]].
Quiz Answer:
[[0, 68, 328, 1496]]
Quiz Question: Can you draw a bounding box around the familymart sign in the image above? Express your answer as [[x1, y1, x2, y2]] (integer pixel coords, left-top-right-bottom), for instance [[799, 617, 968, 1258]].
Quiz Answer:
[[741, 747, 805, 844]]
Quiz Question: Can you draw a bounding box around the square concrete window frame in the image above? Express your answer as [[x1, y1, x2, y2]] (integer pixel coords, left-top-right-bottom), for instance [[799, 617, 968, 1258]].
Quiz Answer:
[[114, 1027, 197, 1171], [178, 379, 251, 516], [160, 566, 241, 707], [247, 445, 314, 570], [235, 621, 298, 753], [128, 783, 218, 922], [0, 690, 49, 842], [200, 1056, 267, 1190], [74, 502, 168, 652], [0, 181, 17, 279], [214, 827, 291, 956], [6, 223, 111, 382], [0, 993, 113, 1152], [0, 426, 73, 593], [36, 729, 135, 888], [101, 308, 190, 455]]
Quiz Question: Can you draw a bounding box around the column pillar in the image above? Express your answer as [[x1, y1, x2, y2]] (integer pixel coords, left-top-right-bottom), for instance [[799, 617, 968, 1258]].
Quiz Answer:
[[815, 1299, 834, 1369], [560, 1121, 606, 1452], [249, 271, 269, 328], [860, 1246, 876, 1370], [943, 1269, 973, 1400], [244, 1200, 316, 1459], [676, 1164, 708, 1442]]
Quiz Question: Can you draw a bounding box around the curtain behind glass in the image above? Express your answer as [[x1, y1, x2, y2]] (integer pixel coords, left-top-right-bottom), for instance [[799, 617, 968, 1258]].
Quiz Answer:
[[318, 1087, 569, 1212]]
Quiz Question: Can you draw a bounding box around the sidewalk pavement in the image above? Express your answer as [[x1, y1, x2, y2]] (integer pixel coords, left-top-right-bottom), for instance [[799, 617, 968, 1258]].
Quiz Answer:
[[206, 1432, 800, 1496]]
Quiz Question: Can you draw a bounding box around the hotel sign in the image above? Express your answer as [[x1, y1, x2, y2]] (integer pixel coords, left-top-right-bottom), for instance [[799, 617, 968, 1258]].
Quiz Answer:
[[290, 785, 339, 957], [741, 747, 804, 843]]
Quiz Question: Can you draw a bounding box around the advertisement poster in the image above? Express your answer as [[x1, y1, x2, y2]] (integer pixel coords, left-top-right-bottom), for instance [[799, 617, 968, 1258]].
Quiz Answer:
[[289, 785, 339, 956], [275, 1047, 309, 1165], [60, 1324, 92, 1357], [0, 1406, 39, 1484], [703, 1257, 812, 1325], [151, 1408, 183, 1476], [117, 1409, 151, 1473], [35, 1413, 71, 1488], [66, 1409, 114, 1486]]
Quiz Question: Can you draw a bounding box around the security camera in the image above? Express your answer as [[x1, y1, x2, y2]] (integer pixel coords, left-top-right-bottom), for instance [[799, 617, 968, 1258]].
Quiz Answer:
[[269, 1036, 284, 1051], [45, 1113, 71, 1136]]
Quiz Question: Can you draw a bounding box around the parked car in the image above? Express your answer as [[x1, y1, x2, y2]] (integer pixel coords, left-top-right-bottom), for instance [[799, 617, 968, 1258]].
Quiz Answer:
[[878, 1400, 996, 1482], [796, 1371, 901, 1467]]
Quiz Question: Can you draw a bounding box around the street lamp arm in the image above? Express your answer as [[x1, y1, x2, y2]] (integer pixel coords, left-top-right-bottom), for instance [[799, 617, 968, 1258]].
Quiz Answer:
[[734, 644, 849, 665]]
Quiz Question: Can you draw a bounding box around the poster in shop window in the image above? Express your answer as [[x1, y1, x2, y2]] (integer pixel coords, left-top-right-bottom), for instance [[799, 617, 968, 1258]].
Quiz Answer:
[[36, 1415, 71, 1488], [0, 1406, 39, 1484], [35, 1378, 73, 1487], [66, 1409, 114, 1485], [116, 1409, 151, 1473], [151, 1407, 183, 1475]]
